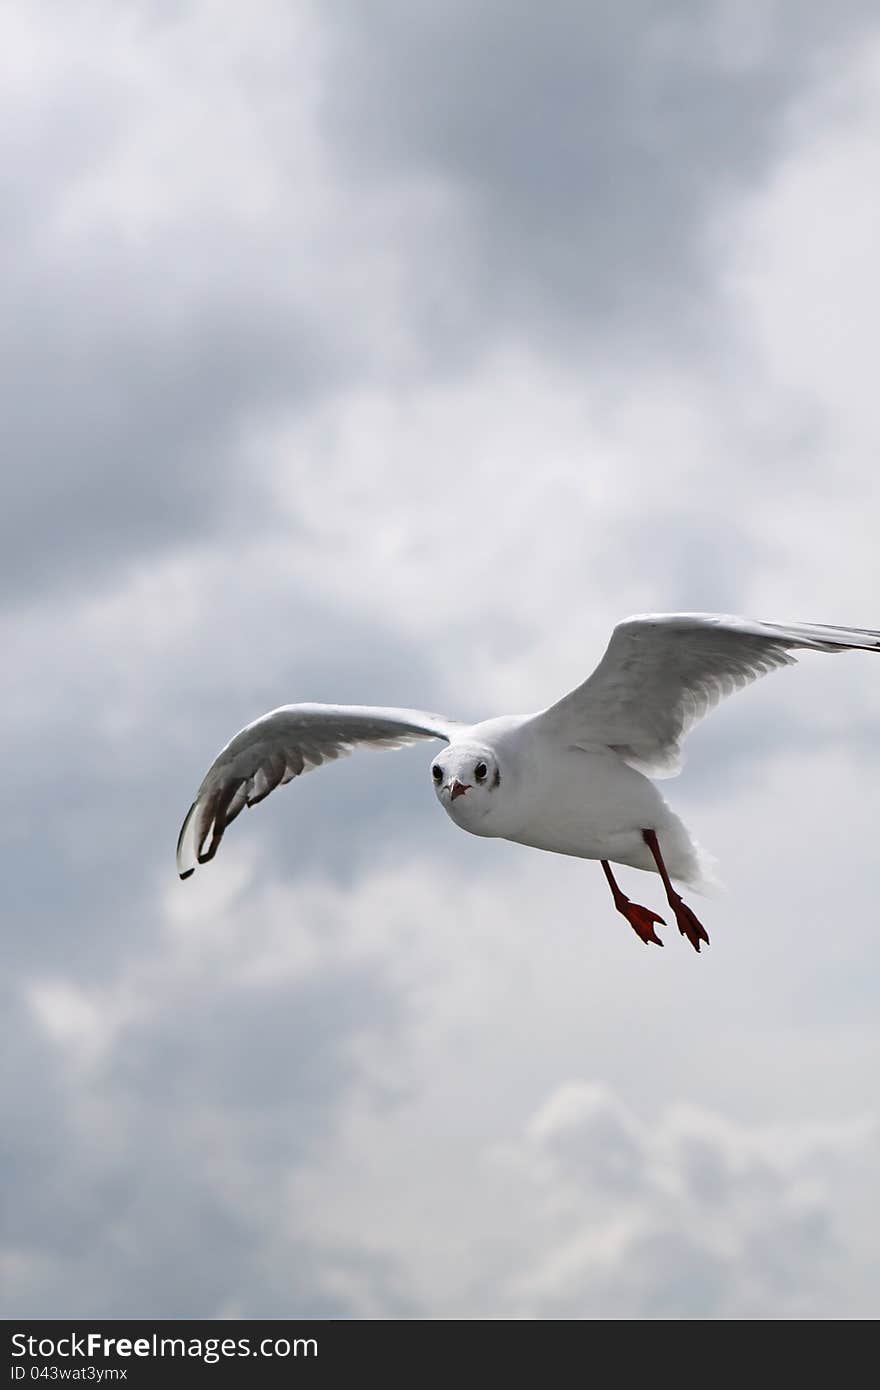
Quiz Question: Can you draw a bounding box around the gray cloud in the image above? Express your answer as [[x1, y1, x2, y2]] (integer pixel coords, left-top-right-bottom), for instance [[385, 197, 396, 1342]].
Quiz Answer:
[[3, 292, 320, 600], [4, 923, 415, 1318], [323, 0, 878, 360], [1, 3, 349, 603], [6, 0, 876, 611]]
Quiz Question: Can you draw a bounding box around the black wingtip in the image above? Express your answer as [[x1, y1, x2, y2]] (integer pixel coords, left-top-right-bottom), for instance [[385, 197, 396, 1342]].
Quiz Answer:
[[179, 867, 195, 881]]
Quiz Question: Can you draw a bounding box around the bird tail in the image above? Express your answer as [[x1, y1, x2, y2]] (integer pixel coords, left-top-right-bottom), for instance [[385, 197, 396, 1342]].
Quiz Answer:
[[685, 840, 724, 898], [660, 807, 724, 896]]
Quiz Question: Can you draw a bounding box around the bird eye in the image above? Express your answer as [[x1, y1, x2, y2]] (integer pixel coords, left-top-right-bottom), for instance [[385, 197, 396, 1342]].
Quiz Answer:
[[432, 765, 443, 782], [474, 761, 488, 782]]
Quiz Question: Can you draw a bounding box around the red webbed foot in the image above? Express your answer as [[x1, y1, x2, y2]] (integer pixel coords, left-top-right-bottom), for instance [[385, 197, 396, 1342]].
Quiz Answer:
[[670, 896, 710, 953], [615, 898, 666, 947]]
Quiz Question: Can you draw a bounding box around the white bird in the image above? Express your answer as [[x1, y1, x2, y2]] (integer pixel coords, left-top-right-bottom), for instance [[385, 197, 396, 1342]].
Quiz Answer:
[[177, 613, 880, 951]]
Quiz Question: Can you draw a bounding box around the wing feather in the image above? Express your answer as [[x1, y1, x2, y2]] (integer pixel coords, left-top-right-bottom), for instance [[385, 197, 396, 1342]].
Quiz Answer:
[[537, 613, 880, 777], [177, 703, 460, 877]]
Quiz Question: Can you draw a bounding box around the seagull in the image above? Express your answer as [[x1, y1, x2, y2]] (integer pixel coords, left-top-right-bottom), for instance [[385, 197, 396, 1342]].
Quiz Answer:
[[177, 613, 879, 952]]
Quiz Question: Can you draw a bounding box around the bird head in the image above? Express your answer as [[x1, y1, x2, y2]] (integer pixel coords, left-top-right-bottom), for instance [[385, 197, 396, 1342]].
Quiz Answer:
[[431, 745, 501, 824]]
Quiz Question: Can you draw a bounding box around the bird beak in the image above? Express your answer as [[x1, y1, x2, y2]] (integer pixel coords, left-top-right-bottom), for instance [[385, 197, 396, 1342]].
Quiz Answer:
[[449, 779, 470, 801]]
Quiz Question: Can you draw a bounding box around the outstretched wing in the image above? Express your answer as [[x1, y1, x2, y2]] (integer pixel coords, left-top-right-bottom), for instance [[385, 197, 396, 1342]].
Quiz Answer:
[[536, 613, 880, 777], [177, 703, 460, 878]]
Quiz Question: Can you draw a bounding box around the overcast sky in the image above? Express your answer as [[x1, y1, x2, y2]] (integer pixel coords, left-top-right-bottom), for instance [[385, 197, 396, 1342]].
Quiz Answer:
[[3, 0, 880, 1319]]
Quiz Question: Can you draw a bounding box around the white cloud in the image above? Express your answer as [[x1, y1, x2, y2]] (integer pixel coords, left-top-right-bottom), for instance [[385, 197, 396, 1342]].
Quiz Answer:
[[490, 1082, 878, 1319]]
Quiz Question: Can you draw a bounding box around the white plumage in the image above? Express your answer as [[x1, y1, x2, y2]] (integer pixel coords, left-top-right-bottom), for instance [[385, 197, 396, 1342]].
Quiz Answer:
[[177, 613, 879, 951]]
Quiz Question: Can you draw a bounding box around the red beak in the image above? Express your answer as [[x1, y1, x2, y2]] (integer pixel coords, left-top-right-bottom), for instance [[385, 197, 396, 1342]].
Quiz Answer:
[[449, 779, 470, 801]]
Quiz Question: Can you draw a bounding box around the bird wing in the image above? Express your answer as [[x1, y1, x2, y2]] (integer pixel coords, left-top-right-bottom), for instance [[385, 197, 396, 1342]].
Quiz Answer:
[[177, 703, 460, 877], [535, 613, 880, 777]]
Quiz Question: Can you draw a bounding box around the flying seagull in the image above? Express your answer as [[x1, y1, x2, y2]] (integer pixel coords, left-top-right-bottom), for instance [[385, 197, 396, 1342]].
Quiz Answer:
[[177, 613, 879, 951]]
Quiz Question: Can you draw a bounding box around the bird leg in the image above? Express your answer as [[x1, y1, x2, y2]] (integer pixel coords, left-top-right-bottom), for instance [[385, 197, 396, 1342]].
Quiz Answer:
[[641, 829, 710, 953], [601, 860, 665, 947]]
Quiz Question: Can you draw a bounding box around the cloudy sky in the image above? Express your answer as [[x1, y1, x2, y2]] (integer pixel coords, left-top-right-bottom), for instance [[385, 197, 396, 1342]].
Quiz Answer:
[[4, 0, 880, 1319]]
